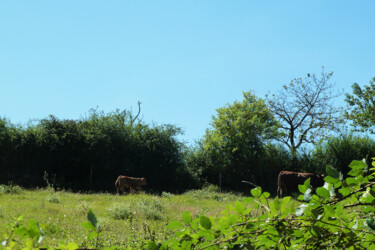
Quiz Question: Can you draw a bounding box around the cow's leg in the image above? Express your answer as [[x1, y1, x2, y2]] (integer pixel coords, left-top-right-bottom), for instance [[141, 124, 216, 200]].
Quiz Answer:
[[277, 187, 281, 198]]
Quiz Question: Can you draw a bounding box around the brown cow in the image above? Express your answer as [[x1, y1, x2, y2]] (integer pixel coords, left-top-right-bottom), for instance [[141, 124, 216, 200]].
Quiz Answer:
[[115, 175, 147, 195], [277, 170, 324, 198]]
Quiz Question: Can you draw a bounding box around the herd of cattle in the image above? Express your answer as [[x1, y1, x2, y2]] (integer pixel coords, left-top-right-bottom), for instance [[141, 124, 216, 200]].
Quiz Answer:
[[115, 171, 325, 198]]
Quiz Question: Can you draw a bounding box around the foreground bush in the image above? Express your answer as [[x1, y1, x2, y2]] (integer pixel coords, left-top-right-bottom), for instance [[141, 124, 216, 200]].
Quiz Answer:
[[157, 160, 375, 249]]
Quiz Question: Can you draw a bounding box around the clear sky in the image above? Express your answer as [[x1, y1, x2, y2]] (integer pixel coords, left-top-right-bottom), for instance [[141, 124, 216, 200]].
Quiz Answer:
[[1, 1, 375, 144]]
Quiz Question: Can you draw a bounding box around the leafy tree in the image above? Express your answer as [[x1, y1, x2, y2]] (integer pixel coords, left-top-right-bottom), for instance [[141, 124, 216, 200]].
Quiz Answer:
[[202, 91, 279, 191], [310, 133, 375, 176], [266, 69, 343, 159], [345, 77, 375, 133]]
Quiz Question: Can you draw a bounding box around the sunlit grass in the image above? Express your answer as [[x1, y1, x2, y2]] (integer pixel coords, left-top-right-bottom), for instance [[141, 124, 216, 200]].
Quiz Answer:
[[0, 186, 250, 248]]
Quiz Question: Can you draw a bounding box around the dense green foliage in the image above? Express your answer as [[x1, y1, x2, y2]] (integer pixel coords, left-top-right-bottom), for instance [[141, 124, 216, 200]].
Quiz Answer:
[[158, 160, 375, 249], [2, 74, 375, 195], [200, 91, 280, 191], [310, 134, 375, 176], [0, 110, 194, 193], [345, 77, 375, 133]]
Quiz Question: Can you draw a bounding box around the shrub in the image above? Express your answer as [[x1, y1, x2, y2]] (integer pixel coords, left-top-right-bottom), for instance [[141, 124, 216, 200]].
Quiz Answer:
[[160, 161, 375, 249], [46, 194, 60, 203], [184, 185, 240, 201], [108, 204, 134, 220], [161, 192, 173, 198], [0, 184, 23, 194], [137, 197, 164, 220]]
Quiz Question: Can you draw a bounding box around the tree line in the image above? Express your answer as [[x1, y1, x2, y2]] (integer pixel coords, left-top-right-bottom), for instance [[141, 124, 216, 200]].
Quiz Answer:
[[1, 69, 375, 194]]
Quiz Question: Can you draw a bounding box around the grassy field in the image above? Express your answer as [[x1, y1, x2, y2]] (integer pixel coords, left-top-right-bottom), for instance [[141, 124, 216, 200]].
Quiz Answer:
[[0, 185, 249, 248]]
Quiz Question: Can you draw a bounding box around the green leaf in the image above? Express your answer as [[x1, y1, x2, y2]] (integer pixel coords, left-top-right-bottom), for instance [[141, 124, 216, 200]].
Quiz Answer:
[[87, 209, 97, 228], [182, 211, 191, 225], [326, 165, 340, 178], [298, 184, 308, 194], [272, 197, 281, 212], [293, 230, 303, 238], [316, 187, 330, 199], [199, 216, 212, 230], [303, 178, 311, 187], [217, 217, 231, 230], [335, 204, 344, 216], [66, 242, 79, 250], [234, 201, 244, 214], [167, 221, 182, 230], [349, 160, 367, 171], [348, 169, 362, 177], [243, 197, 254, 203], [251, 187, 262, 197], [323, 205, 335, 216], [339, 187, 351, 196], [87, 231, 98, 240], [181, 241, 192, 250], [348, 160, 367, 176], [147, 241, 159, 250], [324, 176, 338, 184], [81, 221, 96, 231], [14, 227, 28, 237], [346, 177, 358, 186], [262, 192, 270, 198]]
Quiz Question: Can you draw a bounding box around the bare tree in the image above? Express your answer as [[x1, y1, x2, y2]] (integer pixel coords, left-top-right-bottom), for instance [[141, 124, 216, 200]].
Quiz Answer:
[[130, 101, 142, 126], [266, 69, 343, 159]]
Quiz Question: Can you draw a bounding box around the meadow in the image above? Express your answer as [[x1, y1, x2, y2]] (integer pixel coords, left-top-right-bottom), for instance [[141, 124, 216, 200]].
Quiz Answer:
[[0, 185, 252, 248], [2, 161, 373, 249]]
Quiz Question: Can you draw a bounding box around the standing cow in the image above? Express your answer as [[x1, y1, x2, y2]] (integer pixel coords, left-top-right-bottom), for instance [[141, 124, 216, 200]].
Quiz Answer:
[[115, 175, 147, 195], [277, 170, 324, 198]]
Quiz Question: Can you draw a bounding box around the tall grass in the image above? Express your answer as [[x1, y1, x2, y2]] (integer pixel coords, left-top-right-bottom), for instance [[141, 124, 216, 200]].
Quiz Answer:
[[0, 187, 249, 248]]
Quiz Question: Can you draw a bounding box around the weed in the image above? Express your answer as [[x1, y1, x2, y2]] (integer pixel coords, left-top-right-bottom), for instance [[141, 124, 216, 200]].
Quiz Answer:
[[161, 192, 173, 198], [137, 196, 164, 220], [46, 194, 60, 203], [184, 185, 241, 202]]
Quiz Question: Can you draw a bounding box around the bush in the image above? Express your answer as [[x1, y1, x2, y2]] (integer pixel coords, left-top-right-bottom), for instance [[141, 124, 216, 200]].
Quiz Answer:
[[161, 192, 173, 198], [0, 184, 23, 194], [161, 161, 375, 249], [311, 133, 375, 175], [108, 204, 134, 220], [137, 197, 164, 220], [46, 194, 60, 203], [183, 185, 240, 202]]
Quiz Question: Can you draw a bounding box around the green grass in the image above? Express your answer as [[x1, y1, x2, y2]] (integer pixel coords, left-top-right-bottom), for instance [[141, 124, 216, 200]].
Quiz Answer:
[[0, 186, 252, 248]]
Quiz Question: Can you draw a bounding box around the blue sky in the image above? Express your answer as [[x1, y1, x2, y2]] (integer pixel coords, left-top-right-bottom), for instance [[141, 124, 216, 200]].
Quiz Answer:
[[1, 1, 375, 144]]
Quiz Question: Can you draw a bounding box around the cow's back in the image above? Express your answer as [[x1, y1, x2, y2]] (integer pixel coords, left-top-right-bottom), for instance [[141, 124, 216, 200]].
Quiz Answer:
[[277, 170, 324, 198]]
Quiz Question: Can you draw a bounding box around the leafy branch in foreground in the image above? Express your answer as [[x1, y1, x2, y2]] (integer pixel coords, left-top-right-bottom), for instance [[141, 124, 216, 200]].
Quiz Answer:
[[159, 159, 375, 249]]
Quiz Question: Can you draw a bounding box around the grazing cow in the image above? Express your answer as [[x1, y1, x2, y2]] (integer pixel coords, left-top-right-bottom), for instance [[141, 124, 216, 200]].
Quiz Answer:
[[277, 170, 324, 198], [115, 175, 147, 195]]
